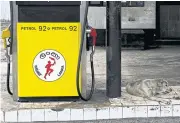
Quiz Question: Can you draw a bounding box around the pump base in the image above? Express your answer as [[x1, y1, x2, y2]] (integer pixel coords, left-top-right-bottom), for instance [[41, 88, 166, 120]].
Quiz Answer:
[[17, 96, 80, 102]]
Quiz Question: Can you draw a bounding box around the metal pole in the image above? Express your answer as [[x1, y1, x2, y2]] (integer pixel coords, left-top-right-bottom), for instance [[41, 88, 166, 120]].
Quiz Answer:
[[106, 1, 121, 98]]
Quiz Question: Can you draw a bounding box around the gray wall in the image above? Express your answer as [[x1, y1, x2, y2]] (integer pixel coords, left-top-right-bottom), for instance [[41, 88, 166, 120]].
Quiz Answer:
[[87, 1, 156, 29], [122, 1, 156, 29], [87, 7, 106, 29]]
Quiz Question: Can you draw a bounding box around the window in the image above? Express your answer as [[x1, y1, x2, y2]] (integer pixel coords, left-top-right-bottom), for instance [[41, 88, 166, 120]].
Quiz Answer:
[[122, 1, 144, 7], [88, 1, 144, 7], [89, 1, 104, 6]]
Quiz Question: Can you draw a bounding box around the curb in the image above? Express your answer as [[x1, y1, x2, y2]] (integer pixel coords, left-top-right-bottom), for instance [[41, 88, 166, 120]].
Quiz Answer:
[[1, 104, 180, 122]]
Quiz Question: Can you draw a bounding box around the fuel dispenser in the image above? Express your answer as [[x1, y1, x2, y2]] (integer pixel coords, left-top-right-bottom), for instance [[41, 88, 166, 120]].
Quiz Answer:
[[2, 1, 97, 102]]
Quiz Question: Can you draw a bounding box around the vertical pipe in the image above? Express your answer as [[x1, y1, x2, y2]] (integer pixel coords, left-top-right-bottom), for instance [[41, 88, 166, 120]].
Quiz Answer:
[[11, 1, 19, 101], [106, 1, 121, 98]]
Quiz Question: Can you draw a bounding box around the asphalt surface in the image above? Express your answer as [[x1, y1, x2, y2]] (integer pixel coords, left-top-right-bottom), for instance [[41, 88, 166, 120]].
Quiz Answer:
[[4, 117, 180, 123]]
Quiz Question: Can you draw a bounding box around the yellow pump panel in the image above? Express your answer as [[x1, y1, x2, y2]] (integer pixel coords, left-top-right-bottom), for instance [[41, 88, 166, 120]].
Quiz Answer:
[[17, 23, 81, 97]]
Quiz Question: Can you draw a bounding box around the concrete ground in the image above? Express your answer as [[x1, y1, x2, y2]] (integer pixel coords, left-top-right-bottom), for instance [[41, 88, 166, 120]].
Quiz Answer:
[[1, 45, 180, 91], [1, 45, 180, 122], [4, 117, 180, 123], [90, 45, 180, 88]]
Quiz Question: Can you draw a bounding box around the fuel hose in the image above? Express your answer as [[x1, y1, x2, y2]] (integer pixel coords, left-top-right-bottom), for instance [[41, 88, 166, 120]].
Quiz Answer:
[[7, 59, 12, 95], [6, 2, 13, 95], [76, 1, 96, 101]]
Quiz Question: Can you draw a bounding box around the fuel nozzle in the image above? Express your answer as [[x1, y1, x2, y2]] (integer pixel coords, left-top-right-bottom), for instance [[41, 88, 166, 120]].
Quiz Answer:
[[86, 26, 97, 62], [86, 26, 97, 46], [1, 25, 11, 63], [1, 25, 13, 95], [1, 25, 11, 49]]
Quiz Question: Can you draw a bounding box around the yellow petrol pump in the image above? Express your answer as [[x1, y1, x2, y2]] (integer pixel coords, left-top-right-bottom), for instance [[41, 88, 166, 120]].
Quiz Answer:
[[2, 1, 97, 102]]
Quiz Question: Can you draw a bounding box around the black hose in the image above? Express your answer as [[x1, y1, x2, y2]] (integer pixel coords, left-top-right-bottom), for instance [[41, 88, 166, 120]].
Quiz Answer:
[[6, 1, 13, 96], [76, 1, 95, 101], [7, 62, 13, 95]]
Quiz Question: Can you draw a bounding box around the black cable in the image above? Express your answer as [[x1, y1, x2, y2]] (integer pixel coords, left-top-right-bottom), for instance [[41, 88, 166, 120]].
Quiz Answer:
[[6, 1, 13, 96], [7, 62, 13, 95], [76, 1, 95, 101]]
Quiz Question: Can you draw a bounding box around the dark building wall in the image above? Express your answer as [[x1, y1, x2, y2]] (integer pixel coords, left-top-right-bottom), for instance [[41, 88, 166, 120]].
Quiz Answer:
[[88, 1, 180, 46], [156, 2, 180, 39]]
